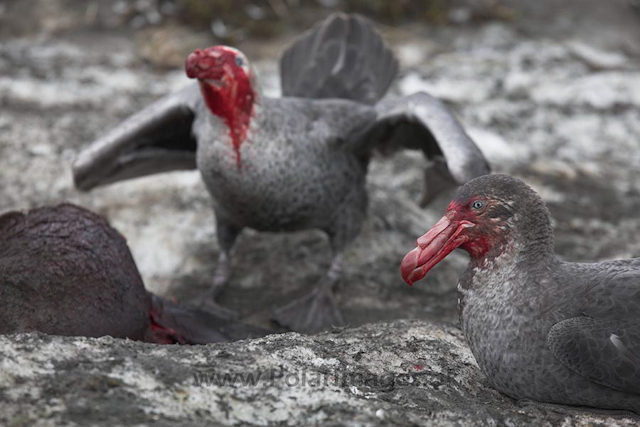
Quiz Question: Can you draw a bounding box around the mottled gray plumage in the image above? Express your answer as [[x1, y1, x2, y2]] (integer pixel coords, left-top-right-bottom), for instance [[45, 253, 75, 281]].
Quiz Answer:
[[452, 175, 640, 413], [72, 13, 490, 333], [0, 204, 263, 344]]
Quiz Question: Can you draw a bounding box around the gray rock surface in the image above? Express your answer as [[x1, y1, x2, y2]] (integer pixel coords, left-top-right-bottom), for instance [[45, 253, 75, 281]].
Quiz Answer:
[[2, 1, 640, 425], [2, 321, 638, 426]]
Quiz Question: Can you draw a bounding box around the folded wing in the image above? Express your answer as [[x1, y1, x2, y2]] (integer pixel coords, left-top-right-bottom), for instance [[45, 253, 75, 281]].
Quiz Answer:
[[548, 316, 640, 394], [548, 269, 640, 394]]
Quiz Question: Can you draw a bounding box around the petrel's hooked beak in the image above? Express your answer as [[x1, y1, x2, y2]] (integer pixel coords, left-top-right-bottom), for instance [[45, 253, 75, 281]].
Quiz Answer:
[[185, 49, 226, 84], [400, 213, 474, 285], [185, 50, 203, 78]]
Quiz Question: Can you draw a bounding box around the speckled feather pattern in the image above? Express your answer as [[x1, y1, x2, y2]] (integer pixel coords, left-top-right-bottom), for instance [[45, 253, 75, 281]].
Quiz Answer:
[[193, 97, 374, 250], [456, 175, 640, 413]]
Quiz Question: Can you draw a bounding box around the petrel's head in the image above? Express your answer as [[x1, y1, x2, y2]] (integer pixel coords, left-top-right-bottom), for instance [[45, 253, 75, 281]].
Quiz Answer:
[[401, 174, 553, 285], [185, 46, 258, 166], [186, 45, 253, 88]]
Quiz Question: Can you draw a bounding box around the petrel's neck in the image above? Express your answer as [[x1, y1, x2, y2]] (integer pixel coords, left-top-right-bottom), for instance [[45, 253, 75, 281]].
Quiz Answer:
[[515, 197, 556, 261], [199, 79, 259, 167]]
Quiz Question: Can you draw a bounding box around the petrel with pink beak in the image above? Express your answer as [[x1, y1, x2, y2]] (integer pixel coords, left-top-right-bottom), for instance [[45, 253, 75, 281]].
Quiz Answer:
[[402, 174, 640, 413]]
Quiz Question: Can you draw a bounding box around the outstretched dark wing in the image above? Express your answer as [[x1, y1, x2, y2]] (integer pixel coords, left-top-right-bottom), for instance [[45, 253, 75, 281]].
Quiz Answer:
[[348, 92, 491, 205], [73, 83, 200, 191], [548, 267, 640, 395], [280, 13, 398, 104]]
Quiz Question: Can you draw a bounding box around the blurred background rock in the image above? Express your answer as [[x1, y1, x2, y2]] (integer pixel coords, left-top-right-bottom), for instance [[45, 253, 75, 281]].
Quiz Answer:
[[0, 0, 518, 68], [0, 0, 513, 37], [2, 0, 639, 66]]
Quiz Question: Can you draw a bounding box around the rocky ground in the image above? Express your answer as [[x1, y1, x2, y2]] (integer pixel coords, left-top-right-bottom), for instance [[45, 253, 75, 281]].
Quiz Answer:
[[2, 0, 640, 425], [2, 321, 639, 426]]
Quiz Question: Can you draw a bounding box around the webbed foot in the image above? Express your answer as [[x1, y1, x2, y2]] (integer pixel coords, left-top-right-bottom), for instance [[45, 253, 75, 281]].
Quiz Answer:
[[272, 279, 345, 334]]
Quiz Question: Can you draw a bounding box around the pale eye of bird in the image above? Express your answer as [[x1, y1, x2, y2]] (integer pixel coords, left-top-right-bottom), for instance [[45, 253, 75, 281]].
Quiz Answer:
[[471, 200, 484, 210], [235, 56, 244, 67]]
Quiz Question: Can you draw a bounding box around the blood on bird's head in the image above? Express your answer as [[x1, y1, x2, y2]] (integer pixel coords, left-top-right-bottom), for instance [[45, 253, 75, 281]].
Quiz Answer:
[[444, 195, 515, 260], [185, 46, 257, 167], [401, 175, 540, 286], [186, 46, 252, 83], [400, 196, 514, 285]]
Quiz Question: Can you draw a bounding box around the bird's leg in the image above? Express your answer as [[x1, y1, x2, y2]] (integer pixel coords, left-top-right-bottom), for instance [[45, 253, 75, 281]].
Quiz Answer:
[[199, 217, 243, 319], [419, 156, 457, 207], [326, 255, 343, 284], [212, 251, 231, 294], [272, 253, 346, 334]]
